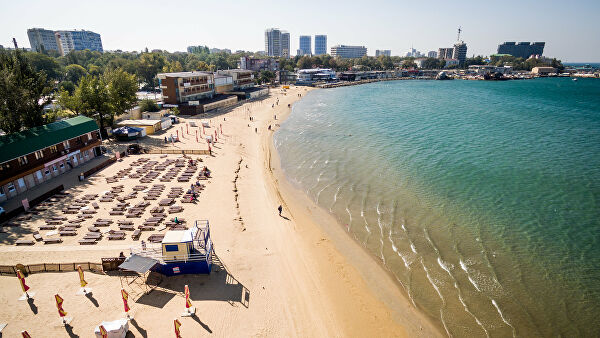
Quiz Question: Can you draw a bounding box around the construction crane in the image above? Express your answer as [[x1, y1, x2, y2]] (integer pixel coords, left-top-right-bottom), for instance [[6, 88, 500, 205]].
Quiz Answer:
[[457, 26, 462, 42]]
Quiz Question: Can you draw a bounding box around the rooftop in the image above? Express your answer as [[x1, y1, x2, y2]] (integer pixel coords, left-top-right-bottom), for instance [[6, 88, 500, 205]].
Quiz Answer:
[[162, 230, 193, 243], [157, 71, 213, 78], [0, 116, 99, 164]]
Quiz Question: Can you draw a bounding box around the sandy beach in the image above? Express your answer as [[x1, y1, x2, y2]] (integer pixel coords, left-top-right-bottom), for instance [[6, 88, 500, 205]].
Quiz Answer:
[[0, 86, 440, 337]]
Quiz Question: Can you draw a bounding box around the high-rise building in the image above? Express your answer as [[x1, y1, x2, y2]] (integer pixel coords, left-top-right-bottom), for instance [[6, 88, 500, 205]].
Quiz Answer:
[[375, 50, 391, 57], [281, 32, 290, 58], [298, 36, 311, 56], [265, 28, 290, 58], [27, 28, 59, 53], [497, 42, 545, 59], [315, 35, 327, 55], [427, 50, 438, 58], [330, 45, 367, 58], [438, 47, 454, 60], [452, 41, 467, 65], [54, 30, 103, 56]]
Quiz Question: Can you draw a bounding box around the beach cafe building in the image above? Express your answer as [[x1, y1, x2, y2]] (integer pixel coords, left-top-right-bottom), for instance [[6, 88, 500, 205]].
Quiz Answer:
[[0, 116, 102, 202]]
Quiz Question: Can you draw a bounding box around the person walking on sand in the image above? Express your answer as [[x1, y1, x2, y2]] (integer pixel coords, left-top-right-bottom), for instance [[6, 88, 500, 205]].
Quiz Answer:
[[278, 205, 283, 216]]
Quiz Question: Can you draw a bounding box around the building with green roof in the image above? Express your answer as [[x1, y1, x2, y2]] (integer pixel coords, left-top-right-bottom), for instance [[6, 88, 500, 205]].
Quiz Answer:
[[0, 116, 102, 203]]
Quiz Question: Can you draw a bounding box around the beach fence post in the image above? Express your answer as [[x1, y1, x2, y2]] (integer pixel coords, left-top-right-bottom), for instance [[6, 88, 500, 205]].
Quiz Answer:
[[55, 294, 72, 326], [196, 130, 198, 143], [17, 270, 35, 301], [186, 123, 189, 134], [181, 284, 196, 317]]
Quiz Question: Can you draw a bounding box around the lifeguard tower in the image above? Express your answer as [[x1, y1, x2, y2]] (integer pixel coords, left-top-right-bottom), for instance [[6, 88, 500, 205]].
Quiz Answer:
[[126, 220, 213, 277]]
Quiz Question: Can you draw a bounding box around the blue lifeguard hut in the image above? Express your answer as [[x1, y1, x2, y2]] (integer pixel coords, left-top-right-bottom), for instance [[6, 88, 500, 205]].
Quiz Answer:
[[128, 220, 213, 276]]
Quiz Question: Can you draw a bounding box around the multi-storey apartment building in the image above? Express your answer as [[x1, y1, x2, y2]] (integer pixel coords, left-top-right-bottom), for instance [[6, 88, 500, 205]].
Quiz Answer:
[[330, 45, 367, 58], [217, 70, 255, 90], [438, 47, 454, 60], [375, 49, 391, 57], [452, 42, 468, 65], [157, 72, 215, 105], [55, 30, 103, 56], [314, 35, 327, 55], [0, 116, 102, 202], [265, 28, 290, 58], [239, 56, 279, 72], [27, 28, 59, 53], [298, 36, 311, 56], [497, 42, 545, 59]]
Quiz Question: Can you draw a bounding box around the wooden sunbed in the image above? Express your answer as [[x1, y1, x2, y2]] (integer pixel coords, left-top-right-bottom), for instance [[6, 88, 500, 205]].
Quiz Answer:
[[159, 198, 174, 206], [16, 239, 35, 246], [131, 229, 141, 240], [88, 226, 100, 232], [108, 233, 126, 240], [119, 224, 135, 231], [109, 210, 124, 215], [33, 232, 43, 241], [118, 220, 133, 225], [83, 233, 102, 239], [79, 239, 98, 245], [148, 234, 165, 243], [43, 238, 62, 244], [92, 202, 100, 209], [59, 230, 77, 236], [39, 225, 56, 230]]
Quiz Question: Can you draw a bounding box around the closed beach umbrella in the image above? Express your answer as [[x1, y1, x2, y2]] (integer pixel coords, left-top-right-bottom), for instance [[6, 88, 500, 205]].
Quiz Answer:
[[121, 289, 130, 313], [185, 285, 192, 309], [174, 319, 182, 338], [55, 294, 67, 317], [17, 270, 30, 293], [77, 265, 87, 288], [99, 325, 108, 338], [21, 331, 32, 338]]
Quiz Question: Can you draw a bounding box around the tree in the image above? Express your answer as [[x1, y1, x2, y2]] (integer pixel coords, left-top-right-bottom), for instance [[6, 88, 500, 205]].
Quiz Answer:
[[64, 64, 88, 84], [136, 53, 166, 89], [0, 50, 53, 133], [401, 58, 417, 69], [162, 60, 183, 73], [104, 68, 138, 121], [24, 52, 63, 80], [259, 70, 276, 84], [297, 56, 313, 69], [139, 99, 160, 113]]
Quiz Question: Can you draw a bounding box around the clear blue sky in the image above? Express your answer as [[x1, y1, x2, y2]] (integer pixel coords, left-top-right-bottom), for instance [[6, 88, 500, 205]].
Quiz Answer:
[[2, 0, 599, 62]]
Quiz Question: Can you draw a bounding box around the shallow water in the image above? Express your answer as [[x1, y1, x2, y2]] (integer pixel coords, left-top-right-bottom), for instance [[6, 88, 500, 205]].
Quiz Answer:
[[275, 78, 600, 337]]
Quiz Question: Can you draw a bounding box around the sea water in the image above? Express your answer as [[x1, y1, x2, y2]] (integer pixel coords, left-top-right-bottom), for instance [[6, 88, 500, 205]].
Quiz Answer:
[[274, 78, 600, 337]]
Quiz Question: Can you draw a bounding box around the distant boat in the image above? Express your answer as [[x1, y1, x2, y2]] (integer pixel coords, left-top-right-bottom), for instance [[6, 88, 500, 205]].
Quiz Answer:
[[572, 78, 578, 82]]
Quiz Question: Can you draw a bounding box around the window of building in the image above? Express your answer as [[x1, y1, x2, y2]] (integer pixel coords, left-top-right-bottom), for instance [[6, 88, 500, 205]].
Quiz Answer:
[[34, 150, 44, 160], [36, 171, 43, 180], [44, 169, 50, 176], [59, 163, 64, 169], [165, 245, 179, 252], [0, 163, 9, 171], [0, 186, 4, 196], [18, 156, 28, 166], [49, 145, 58, 153], [63, 140, 70, 149], [17, 178, 25, 189], [52, 165, 57, 172], [7, 183, 15, 193]]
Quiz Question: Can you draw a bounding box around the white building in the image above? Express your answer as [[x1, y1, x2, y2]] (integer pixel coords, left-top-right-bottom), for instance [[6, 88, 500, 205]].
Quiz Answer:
[[27, 28, 59, 53], [54, 30, 103, 56], [427, 50, 438, 58], [330, 45, 367, 58]]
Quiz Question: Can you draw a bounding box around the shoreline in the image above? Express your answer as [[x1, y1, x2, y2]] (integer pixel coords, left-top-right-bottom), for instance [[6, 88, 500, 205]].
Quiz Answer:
[[261, 87, 442, 336]]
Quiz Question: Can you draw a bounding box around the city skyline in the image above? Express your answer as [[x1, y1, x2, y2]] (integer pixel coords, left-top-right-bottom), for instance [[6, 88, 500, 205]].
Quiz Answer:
[[1, 0, 599, 62]]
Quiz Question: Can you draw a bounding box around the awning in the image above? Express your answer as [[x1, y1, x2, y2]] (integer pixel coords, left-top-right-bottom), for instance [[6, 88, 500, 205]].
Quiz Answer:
[[118, 254, 159, 274]]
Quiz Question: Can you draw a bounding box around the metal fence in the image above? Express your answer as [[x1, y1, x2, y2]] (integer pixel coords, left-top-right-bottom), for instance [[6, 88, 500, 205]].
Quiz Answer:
[[0, 261, 103, 276]]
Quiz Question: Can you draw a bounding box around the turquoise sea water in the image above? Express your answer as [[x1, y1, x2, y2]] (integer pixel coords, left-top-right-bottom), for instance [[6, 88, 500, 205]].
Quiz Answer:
[[274, 78, 600, 337]]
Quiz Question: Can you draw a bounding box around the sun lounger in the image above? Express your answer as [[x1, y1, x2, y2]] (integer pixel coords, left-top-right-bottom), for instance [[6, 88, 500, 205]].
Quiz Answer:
[[33, 232, 43, 241], [92, 202, 100, 209], [39, 225, 56, 230], [46, 220, 63, 225], [88, 226, 100, 232], [59, 230, 77, 236], [159, 198, 174, 206], [117, 220, 134, 225], [148, 234, 165, 243], [119, 224, 135, 231], [108, 234, 125, 240], [131, 229, 141, 240], [84, 232, 102, 239], [43, 238, 62, 244], [79, 239, 98, 245], [16, 239, 35, 246], [109, 211, 124, 215]]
